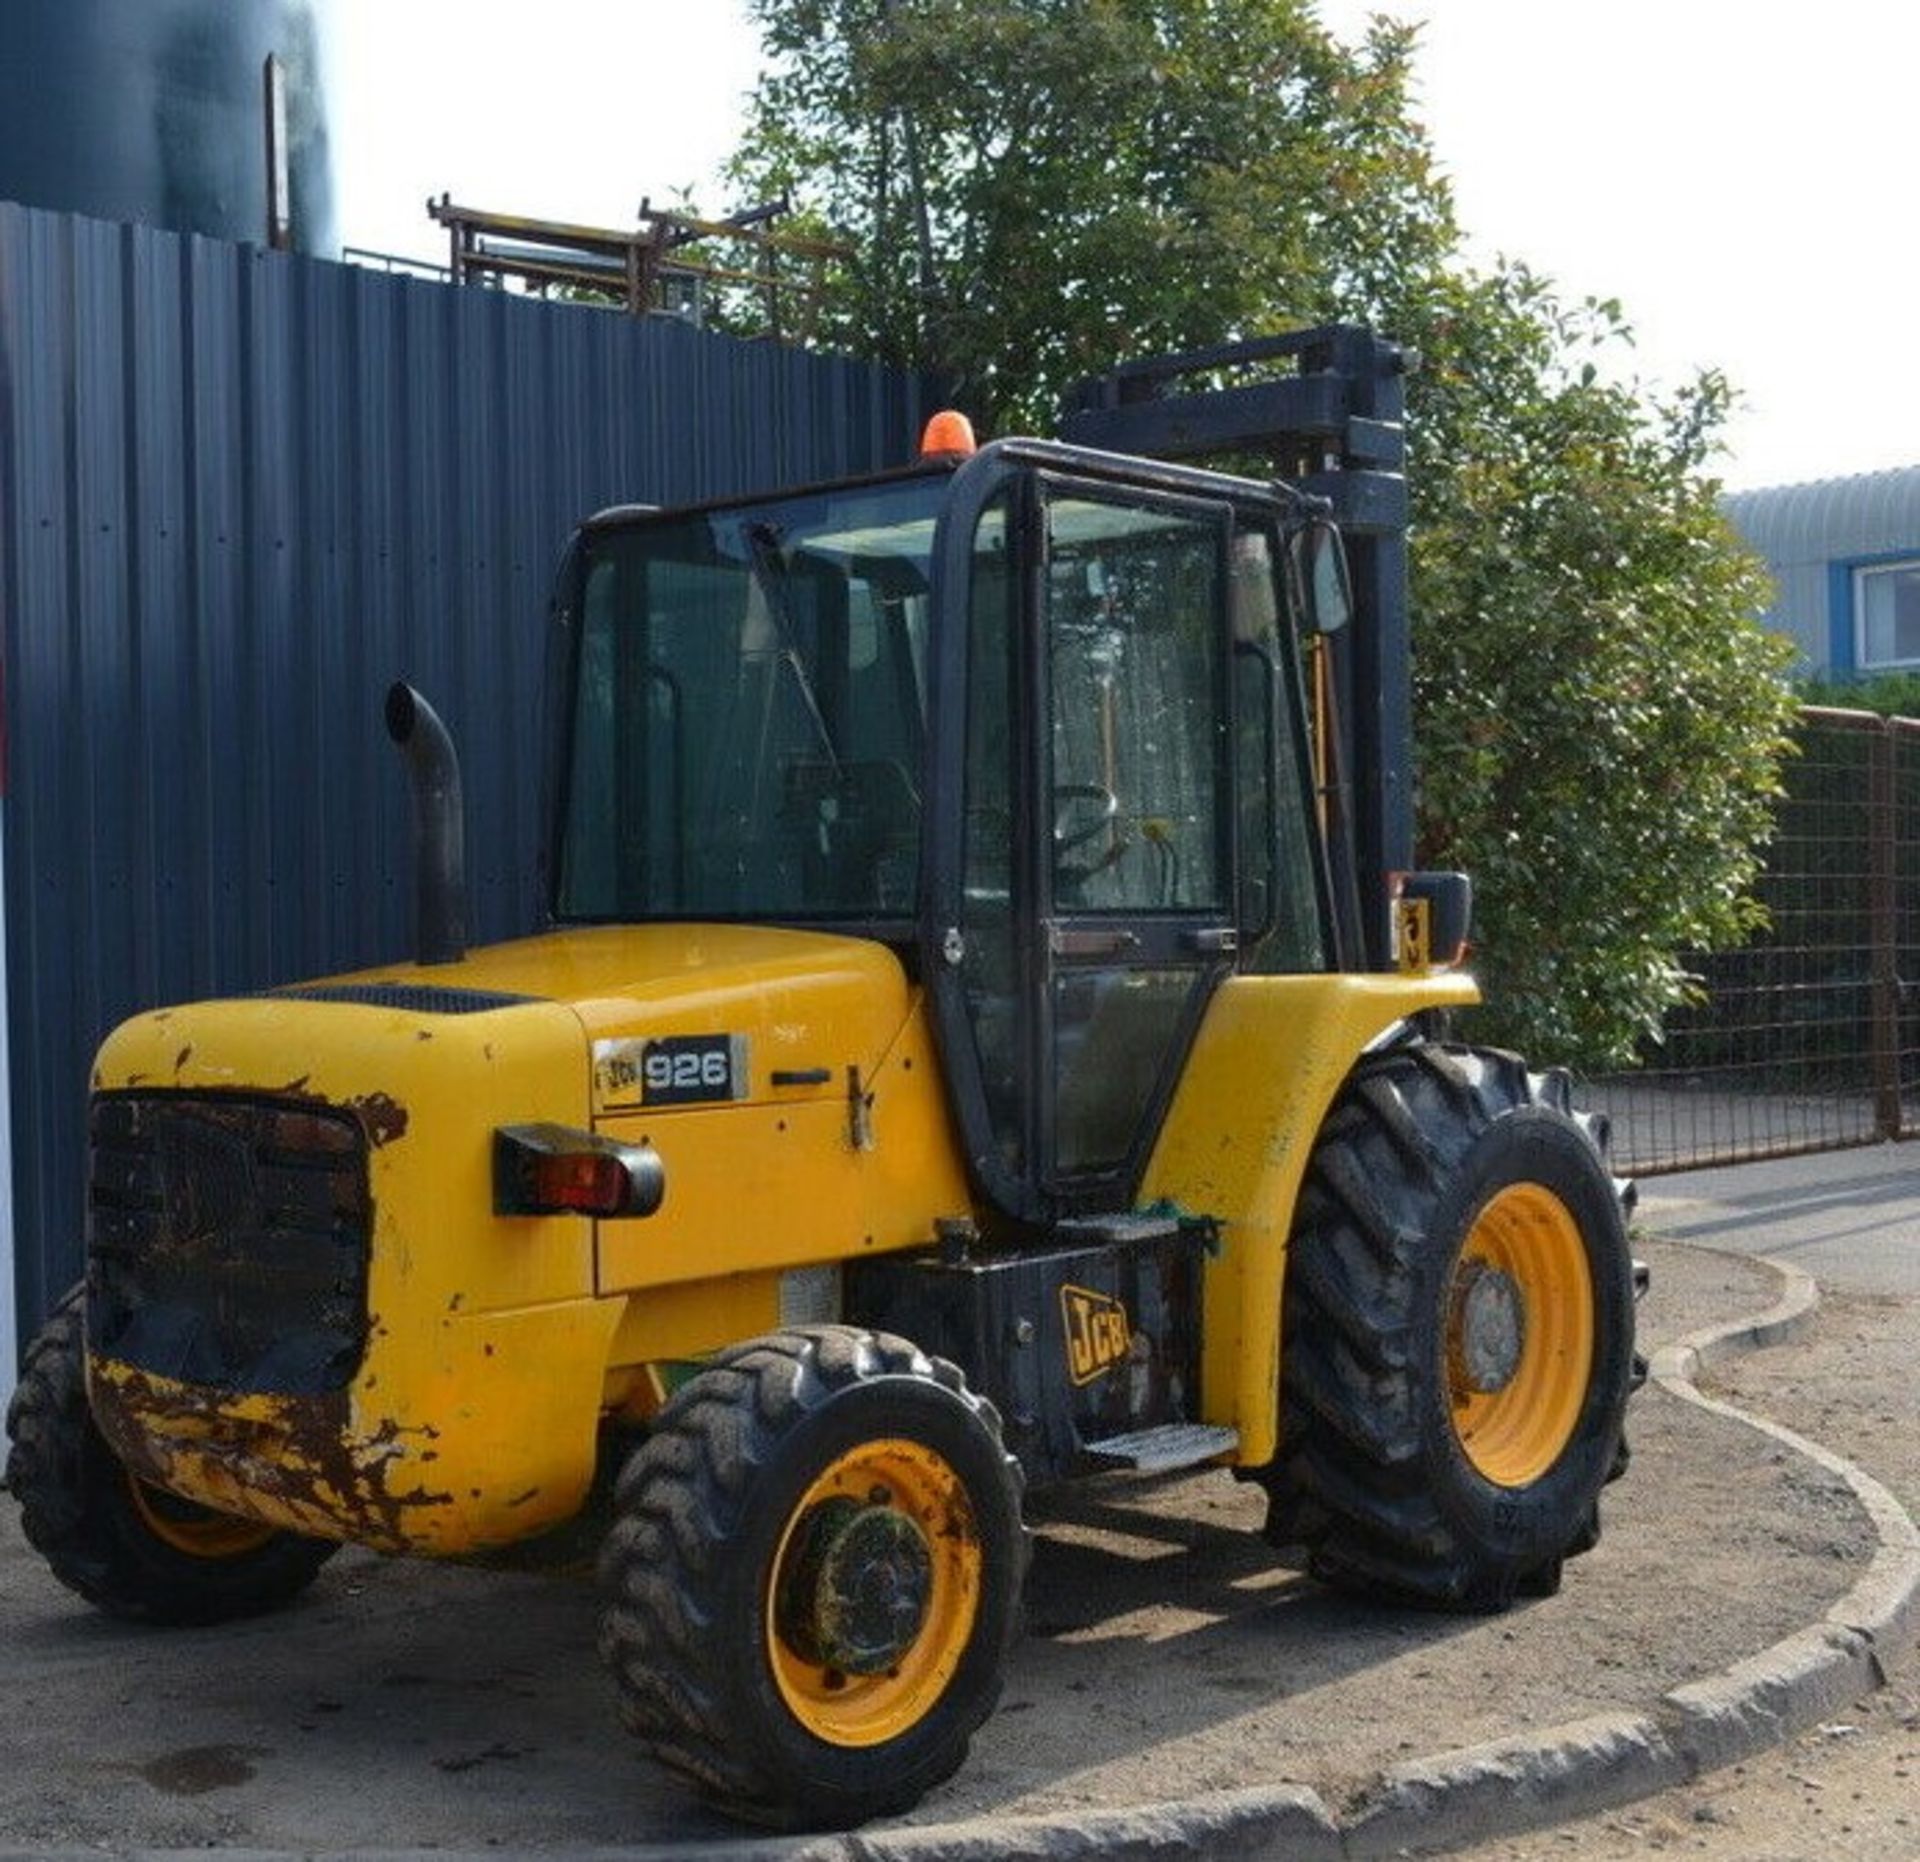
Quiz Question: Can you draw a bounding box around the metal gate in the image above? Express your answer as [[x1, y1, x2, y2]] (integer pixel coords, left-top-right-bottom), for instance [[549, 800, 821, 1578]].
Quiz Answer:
[[1584, 706, 1920, 1174]]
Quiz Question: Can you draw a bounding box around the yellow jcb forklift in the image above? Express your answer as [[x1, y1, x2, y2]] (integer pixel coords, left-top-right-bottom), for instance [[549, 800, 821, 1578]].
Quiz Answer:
[[6, 327, 1638, 1829]]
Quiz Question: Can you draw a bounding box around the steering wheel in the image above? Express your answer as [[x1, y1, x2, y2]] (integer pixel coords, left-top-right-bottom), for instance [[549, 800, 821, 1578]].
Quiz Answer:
[[1053, 782, 1118, 853], [1053, 782, 1127, 886]]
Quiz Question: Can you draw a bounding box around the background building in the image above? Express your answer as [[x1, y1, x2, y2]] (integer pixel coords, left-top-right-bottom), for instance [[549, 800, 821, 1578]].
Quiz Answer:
[[1725, 467, 1920, 678]]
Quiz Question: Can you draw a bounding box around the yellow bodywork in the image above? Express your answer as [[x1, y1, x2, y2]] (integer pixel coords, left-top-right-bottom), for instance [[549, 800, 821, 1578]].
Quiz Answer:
[[88, 925, 967, 1556], [1142, 971, 1479, 1465], [87, 920, 1474, 1553]]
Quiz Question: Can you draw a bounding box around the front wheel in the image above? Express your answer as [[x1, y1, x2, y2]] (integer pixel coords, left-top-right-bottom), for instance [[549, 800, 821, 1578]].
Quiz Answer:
[[4, 1285, 338, 1624], [1258, 1043, 1637, 1610], [598, 1327, 1027, 1829]]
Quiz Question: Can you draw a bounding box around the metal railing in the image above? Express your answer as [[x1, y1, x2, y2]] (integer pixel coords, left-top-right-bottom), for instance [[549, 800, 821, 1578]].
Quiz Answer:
[[339, 246, 453, 283], [1583, 707, 1920, 1174]]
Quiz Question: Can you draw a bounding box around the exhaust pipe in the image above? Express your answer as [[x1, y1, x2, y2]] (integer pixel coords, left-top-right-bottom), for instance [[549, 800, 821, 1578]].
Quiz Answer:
[[384, 682, 467, 967]]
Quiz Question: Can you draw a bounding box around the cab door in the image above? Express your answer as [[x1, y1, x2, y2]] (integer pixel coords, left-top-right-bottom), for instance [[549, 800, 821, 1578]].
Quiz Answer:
[[1037, 483, 1238, 1209], [931, 466, 1239, 1222]]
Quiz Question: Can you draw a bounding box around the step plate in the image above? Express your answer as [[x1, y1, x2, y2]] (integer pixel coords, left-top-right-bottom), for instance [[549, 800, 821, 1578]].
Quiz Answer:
[[1082, 1422, 1239, 1473]]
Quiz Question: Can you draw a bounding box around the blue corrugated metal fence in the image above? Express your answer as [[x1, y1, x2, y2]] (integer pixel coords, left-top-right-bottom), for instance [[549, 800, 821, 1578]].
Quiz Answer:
[[0, 200, 937, 1346]]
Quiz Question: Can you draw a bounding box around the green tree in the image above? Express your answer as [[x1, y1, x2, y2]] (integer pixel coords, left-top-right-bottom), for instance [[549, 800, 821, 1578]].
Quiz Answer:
[[1402, 270, 1795, 1062], [729, 0, 1798, 1066], [731, 0, 1449, 425]]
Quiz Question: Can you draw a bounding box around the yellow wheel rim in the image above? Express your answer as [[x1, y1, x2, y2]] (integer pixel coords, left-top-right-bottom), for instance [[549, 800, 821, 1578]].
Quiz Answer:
[[1447, 1182, 1595, 1488], [125, 1475, 277, 1559], [767, 1437, 982, 1748]]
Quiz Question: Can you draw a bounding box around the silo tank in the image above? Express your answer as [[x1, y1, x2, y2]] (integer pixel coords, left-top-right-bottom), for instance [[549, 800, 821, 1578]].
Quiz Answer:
[[0, 0, 334, 253]]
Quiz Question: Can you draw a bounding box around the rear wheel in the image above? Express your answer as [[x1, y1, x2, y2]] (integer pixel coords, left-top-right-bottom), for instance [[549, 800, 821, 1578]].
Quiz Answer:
[[1258, 1043, 1636, 1609], [598, 1326, 1026, 1829], [4, 1285, 337, 1624]]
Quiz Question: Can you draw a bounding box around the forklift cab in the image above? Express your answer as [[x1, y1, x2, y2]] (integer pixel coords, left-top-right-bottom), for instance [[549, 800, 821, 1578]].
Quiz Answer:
[[553, 436, 1342, 1231]]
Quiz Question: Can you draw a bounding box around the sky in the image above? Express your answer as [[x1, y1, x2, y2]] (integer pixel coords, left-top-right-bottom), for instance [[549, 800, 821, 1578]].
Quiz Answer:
[[328, 1, 1917, 492]]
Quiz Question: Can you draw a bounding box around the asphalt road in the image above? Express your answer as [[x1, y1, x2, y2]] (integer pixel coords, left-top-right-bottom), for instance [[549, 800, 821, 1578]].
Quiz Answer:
[[1636, 1142, 1920, 1297]]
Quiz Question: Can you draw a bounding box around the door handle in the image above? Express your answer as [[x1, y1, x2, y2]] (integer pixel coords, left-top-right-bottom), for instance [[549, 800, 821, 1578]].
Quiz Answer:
[[1047, 925, 1141, 958]]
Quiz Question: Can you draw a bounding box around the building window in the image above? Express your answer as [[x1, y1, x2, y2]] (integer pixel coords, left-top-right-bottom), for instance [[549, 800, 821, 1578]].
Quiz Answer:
[[1857, 561, 1920, 667]]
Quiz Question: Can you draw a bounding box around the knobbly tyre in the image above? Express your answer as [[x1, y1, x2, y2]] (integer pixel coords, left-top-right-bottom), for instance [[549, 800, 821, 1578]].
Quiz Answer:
[[5, 328, 1641, 1830]]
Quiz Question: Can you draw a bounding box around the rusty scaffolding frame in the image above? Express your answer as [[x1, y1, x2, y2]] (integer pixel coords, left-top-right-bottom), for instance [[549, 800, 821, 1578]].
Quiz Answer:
[[426, 194, 849, 341]]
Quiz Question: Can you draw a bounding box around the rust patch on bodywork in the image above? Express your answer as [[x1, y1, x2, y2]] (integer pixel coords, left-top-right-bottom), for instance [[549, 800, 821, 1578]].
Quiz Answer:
[[350, 1091, 409, 1147], [89, 1359, 446, 1555], [243, 1074, 409, 1149]]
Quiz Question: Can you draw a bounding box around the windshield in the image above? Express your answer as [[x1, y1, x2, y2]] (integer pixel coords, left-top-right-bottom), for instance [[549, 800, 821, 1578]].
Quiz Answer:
[[556, 475, 945, 922]]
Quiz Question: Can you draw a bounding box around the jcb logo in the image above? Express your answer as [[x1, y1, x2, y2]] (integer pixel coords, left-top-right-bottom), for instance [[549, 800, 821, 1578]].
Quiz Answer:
[[1061, 1285, 1130, 1386]]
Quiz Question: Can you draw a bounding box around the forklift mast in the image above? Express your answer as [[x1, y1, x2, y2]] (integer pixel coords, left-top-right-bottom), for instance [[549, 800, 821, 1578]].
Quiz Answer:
[[1060, 324, 1412, 972]]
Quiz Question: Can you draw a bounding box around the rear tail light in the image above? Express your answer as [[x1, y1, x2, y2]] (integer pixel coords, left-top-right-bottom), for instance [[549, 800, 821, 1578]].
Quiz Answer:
[[493, 1124, 665, 1219]]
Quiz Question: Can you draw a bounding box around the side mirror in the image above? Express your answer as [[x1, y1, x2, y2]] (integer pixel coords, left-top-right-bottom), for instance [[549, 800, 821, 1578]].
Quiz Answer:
[[1291, 517, 1354, 635], [1396, 870, 1473, 971]]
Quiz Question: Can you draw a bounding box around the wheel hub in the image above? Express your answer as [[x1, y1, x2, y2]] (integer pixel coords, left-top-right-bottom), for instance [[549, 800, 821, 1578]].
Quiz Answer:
[[1449, 1259, 1527, 1395], [776, 1494, 934, 1676]]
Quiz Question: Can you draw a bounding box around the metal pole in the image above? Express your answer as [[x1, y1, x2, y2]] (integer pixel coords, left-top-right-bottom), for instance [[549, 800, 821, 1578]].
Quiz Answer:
[[263, 54, 292, 251], [1869, 717, 1900, 1140], [0, 805, 18, 1409]]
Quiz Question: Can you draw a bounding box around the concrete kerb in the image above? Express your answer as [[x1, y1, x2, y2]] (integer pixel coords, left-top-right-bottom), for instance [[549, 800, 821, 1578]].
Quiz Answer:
[[1652, 1251, 1821, 1377], [1648, 1252, 1920, 1690], [743, 1244, 1920, 1862]]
